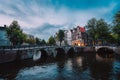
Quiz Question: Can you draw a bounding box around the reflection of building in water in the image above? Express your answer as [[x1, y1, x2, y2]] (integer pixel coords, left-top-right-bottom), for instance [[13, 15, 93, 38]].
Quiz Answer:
[[96, 53, 114, 62], [71, 56, 88, 72], [0, 26, 10, 46], [76, 57, 83, 67], [65, 59, 73, 70], [89, 59, 113, 80]]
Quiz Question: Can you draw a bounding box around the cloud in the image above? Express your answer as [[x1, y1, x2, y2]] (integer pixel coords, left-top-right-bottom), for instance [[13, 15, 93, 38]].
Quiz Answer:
[[0, 0, 119, 40], [24, 23, 63, 40]]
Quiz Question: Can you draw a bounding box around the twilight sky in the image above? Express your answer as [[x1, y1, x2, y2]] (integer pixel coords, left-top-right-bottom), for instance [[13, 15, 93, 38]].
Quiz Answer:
[[0, 0, 120, 40]]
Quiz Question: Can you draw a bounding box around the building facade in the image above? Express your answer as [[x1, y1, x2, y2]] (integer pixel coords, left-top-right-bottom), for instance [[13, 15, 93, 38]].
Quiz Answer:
[[70, 26, 87, 46], [63, 26, 89, 46], [0, 26, 10, 46], [55, 26, 89, 46]]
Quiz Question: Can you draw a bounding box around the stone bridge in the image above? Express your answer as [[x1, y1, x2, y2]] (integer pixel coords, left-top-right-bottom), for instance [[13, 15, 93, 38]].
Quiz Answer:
[[0, 46, 95, 63], [95, 46, 120, 54]]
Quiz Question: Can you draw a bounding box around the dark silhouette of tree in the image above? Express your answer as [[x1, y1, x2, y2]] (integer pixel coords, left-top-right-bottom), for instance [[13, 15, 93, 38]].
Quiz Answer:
[[112, 11, 120, 45], [26, 38, 36, 45], [57, 30, 65, 46], [48, 36, 56, 45], [85, 18, 98, 45], [36, 37, 41, 45], [41, 39, 46, 45], [6, 20, 27, 45], [85, 18, 110, 45], [96, 19, 110, 44]]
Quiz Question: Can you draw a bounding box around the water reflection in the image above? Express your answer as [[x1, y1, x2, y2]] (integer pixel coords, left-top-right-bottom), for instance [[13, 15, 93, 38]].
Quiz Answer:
[[76, 57, 82, 67], [90, 59, 113, 80], [0, 59, 36, 80], [56, 58, 66, 80], [0, 52, 120, 80]]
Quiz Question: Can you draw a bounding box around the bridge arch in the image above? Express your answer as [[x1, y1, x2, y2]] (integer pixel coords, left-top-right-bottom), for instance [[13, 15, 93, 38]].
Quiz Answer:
[[67, 47, 75, 57], [96, 46, 115, 53], [96, 47, 114, 58], [33, 48, 49, 61], [40, 49, 48, 58], [55, 48, 66, 58], [33, 50, 41, 61]]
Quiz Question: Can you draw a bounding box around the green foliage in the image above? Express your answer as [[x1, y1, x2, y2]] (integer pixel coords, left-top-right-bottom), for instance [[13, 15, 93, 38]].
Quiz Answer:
[[113, 11, 120, 36], [113, 25, 120, 35], [57, 30, 65, 46], [112, 25, 120, 44], [85, 18, 110, 45], [26, 38, 36, 44], [48, 36, 56, 45], [112, 11, 120, 45], [96, 19, 110, 40], [85, 18, 97, 40], [113, 11, 120, 25], [6, 20, 27, 45], [41, 39, 46, 45], [35, 37, 41, 45]]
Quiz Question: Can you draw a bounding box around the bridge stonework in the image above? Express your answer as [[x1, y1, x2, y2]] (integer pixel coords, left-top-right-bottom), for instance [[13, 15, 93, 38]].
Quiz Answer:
[[1, 46, 119, 63]]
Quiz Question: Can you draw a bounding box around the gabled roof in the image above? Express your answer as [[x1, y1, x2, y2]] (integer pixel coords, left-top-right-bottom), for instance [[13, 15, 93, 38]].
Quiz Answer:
[[79, 27, 85, 32]]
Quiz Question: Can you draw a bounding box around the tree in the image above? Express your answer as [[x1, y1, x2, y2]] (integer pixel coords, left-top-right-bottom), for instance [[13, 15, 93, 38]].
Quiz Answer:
[[41, 39, 46, 45], [113, 25, 120, 35], [112, 11, 120, 45], [57, 30, 65, 46], [96, 19, 110, 43], [85, 18, 98, 45], [6, 20, 27, 45], [26, 38, 36, 45], [113, 11, 120, 25], [85, 18, 110, 45], [48, 36, 56, 45], [36, 37, 41, 45], [113, 10, 120, 36]]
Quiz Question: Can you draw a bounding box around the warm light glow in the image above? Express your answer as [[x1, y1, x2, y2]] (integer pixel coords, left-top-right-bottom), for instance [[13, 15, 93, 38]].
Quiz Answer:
[[78, 43, 80, 46], [81, 43, 84, 46], [72, 40, 85, 46], [76, 57, 82, 67]]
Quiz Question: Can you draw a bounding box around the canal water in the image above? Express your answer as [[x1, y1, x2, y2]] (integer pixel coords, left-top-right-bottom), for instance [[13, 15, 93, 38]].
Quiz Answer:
[[0, 53, 120, 80]]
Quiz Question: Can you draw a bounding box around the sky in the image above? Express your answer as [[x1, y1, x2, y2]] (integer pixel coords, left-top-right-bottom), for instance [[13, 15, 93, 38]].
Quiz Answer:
[[0, 0, 120, 40]]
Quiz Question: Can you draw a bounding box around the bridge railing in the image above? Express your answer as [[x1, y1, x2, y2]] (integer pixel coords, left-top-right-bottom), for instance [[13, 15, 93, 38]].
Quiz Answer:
[[0, 45, 62, 50], [0, 45, 43, 50], [0, 44, 88, 51]]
